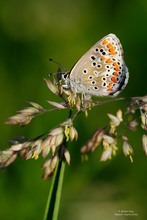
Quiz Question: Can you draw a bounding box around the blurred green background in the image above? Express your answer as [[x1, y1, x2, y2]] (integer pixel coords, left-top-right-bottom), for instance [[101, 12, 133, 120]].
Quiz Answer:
[[0, 0, 147, 219]]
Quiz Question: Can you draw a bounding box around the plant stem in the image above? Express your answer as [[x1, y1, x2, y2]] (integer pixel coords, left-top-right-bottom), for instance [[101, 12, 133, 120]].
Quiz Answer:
[[43, 159, 65, 220]]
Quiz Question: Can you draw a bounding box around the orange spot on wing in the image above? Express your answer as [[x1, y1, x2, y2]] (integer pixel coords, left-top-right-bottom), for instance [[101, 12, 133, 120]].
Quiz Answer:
[[107, 43, 113, 48], [113, 62, 120, 71], [107, 83, 113, 91], [109, 47, 117, 55], [113, 62, 118, 66], [110, 51, 116, 55], [101, 57, 106, 61], [113, 62, 117, 66], [111, 77, 117, 83], [106, 58, 112, 63], [113, 71, 119, 76], [109, 46, 115, 51], [102, 39, 108, 45]]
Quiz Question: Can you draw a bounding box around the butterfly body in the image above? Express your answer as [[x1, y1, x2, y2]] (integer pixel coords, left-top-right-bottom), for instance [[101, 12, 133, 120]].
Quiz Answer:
[[63, 34, 129, 99]]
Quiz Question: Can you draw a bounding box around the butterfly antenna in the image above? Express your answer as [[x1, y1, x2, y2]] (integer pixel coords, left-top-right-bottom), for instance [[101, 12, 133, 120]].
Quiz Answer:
[[48, 58, 67, 72]]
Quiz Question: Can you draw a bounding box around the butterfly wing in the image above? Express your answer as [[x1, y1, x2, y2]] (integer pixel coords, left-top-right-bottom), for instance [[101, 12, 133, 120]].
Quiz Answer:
[[69, 33, 129, 97]]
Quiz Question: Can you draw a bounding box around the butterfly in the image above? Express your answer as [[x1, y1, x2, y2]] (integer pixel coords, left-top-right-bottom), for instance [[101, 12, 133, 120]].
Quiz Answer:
[[62, 33, 129, 100]]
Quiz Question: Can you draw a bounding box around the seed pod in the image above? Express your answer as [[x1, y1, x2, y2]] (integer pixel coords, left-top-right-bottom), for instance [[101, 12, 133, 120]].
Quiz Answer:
[[55, 134, 64, 146], [76, 96, 81, 111], [116, 109, 123, 121], [20, 107, 39, 115], [9, 144, 23, 151], [108, 113, 121, 126], [142, 134, 147, 155], [103, 135, 115, 144], [64, 149, 71, 165], [122, 135, 128, 142], [47, 101, 67, 109], [49, 127, 63, 136], [41, 137, 52, 150], [50, 155, 59, 171], [127, 120, 138, 131], [44, 78, 58, 95], [141, 114, 146, 126], [42, 145, 51, 158], [42, 158, 52, 168], [69, 126, 78, 141], [123, 141, 133, 157], [29, 102, 43, 110], [50, 136, 57, 147], [100, 147, 112, 161], [43, 167, 52, 180], [5, 154, 17, 167]]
